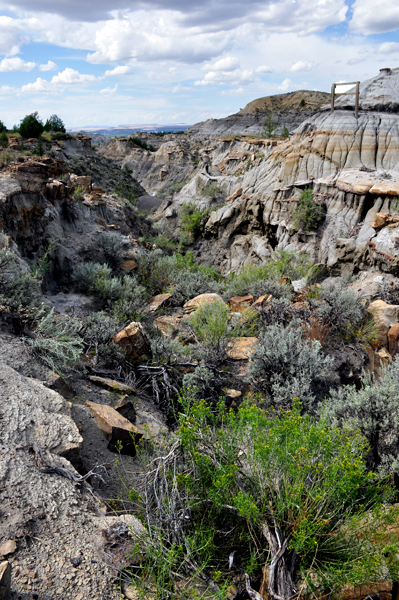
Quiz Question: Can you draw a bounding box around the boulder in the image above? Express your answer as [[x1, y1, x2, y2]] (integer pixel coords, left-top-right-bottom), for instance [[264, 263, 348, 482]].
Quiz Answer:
[[146, 293, 172, 312], [85, 401, 142, 452], [115, 395, 137, 422], [113, 322, 151, 362], [154, 315, 183, 336], [70, 173, 92, 190], [0, 562, 11, 600], [227, 337, 258, 360], [368, 300, 399, 347], [119, 260, 137, 272], [388, 323, 399, 356], [292, 278, 307, 293], [229, 295, 254, 312], [370, 212, 399, 229], [183, 293, 225, 314]]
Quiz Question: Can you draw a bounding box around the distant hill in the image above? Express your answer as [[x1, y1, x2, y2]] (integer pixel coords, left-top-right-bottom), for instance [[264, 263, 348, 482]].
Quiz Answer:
[[187, 90, 331, 139], [239, 90, 331, 114]]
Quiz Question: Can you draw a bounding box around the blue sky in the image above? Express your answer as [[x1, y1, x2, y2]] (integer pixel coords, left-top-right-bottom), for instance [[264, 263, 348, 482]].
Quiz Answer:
[[0, 0, 398, 127]]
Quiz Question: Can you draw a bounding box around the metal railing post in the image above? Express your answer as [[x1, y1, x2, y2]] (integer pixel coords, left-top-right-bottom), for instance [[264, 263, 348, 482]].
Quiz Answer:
[[355, 81, 359, 119], [331, 84, 335, 114]]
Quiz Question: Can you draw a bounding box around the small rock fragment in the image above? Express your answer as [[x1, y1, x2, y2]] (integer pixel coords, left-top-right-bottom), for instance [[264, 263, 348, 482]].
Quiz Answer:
[[145, 293, 172, 313], [88, 376, 135, 393], [229, 295, 254, 312], [0, 541, 16, 558]]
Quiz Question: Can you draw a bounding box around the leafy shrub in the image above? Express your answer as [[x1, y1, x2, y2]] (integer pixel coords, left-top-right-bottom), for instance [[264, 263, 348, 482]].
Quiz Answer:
[[0, 130, 8, 148], [292, 188, 325, 234], [72, 185, 86, 201], [19, 112, 44, 138], [189, 299, 229, 348], [26, 308, 84, 374], [179, 203, 206, 240], [43, 114, 66, 133], [248, 319, 335, 410], [281, 125, 290, 138], [300, 98, 306, 107], [202, 182, 219, 199], [325, 357, 399, 476], [130, 394, 398, 600]]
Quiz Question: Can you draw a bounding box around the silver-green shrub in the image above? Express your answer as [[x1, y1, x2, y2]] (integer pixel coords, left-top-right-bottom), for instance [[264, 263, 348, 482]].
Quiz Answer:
[[248, 320, 335, 411], [325, 357, 399, 476], [317, 283, 363, 333]]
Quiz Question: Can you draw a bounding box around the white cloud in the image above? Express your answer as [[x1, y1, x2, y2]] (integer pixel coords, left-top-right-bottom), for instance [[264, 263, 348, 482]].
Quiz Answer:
[[289, 60, 314, 72], [350, 0, 399, 34], [255, 65, 273, 74], [378, 42, 399, 54], [39, 60, 57, 71], [195, 68, 254, 86], [51, 67, 97, 85], [100, 84, 118, 95], [21, 68, 97, 93], [278, 78, 292, 91], [0, 57, 36, 71], [103, 65, 131, 77], [208, 56, 240, 72], [220, 87, 244, 95]]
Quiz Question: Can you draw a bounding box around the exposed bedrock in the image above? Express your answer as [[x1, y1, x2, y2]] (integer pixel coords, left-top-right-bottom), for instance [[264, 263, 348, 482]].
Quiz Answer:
[[156, 68, 399, 275]]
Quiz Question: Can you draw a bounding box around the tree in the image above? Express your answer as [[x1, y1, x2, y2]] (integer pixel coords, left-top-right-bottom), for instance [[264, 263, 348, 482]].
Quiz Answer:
[[131, 395, 399, 600], [0, 120, 6, 133], [19, 112, 44, 138], [262, 111, 278, 138], [0, 131, 8, 149], [281, 125, 290, 138], [43, 114, 66, 133]]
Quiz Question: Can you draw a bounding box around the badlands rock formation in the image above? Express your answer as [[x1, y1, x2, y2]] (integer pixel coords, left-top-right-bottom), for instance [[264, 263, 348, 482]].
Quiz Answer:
[[154, 67, 399, 275]]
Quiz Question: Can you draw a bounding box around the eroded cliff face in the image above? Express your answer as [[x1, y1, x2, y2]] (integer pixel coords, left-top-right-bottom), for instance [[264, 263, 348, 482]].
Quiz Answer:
[[154, 68, 399, 276]]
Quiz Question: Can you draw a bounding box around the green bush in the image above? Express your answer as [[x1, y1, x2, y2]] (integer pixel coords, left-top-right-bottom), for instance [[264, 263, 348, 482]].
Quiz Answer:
[[0, 130, 8, 148], [88, 232, 126, 269], [189, 299, 229, 348], [19, 112, 44, 138], [180, 202, 206, 240], [292, 188, 325, 234], [43, 114, 66, 133], [281, 125, 290, 138], [114, 182, 138, 204], [130, 136, 155, 152], [72, 185, 86, 201], [202, 182, 219, 199], [0, 119, 6, 133], [262, 111, 278, 138], [130, 394, 398, 600]]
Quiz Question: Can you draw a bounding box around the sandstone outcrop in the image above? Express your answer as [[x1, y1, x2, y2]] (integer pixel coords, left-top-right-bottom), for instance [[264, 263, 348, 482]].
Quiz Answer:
[[85, 400, 142, 452], [183, 292, 225, 314], [368, 300, 399, 347], [113, 321, 151, 362]]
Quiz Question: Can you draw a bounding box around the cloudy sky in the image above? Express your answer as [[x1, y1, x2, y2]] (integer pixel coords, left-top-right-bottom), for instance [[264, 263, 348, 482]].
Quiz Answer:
[[0, 0, 398, 127]]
